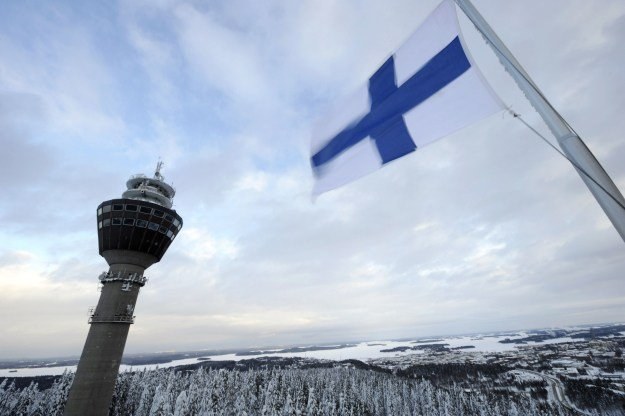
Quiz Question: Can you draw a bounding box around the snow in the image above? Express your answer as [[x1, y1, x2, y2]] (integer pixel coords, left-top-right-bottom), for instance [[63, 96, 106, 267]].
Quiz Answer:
[[0, 365, 77, 377], [537, 337, 577, 345], [0, 332, 588, 377], [508, 370, 544, 382]]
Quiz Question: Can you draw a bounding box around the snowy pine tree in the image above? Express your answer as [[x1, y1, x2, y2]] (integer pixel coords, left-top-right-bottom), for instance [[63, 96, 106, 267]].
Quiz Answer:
[[0, 364, 580, 416]]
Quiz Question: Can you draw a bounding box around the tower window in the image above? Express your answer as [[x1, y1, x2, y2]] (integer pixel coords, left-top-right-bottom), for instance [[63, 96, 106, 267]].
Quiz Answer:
[[113, 204, 123, 211], [98, 221, 103, 229], [158, 226, 167, 234], [126, 204, 138, 212], [97, 208, 103, 216], [153, 210, 164, 218], [164, 214, 174, 222], [140, 206, 152, 214], [173, 218, 180, 227], [103, 219, 110, 227], [123, 218, 135, 226], [136, 220, 148, 228], [166, 230, 173, 238], [102, 205, 111, 213], [112, 218, 122, 226], [148, 222, 159, 231]]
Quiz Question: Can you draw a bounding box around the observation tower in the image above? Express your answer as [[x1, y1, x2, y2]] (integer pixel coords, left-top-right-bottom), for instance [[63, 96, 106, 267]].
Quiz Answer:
[[64, 162, 183, 416]]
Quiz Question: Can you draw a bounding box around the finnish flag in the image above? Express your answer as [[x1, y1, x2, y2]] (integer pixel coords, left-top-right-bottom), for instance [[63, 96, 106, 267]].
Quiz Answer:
[[311, 0, 504, 196]]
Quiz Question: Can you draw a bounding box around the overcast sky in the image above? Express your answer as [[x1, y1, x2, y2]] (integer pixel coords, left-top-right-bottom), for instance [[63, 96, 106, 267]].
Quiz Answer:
[[1, 0, 624, 359]]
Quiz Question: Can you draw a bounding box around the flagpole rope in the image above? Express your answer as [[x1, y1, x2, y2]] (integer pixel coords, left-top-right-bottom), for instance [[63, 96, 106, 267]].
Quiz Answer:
[[457, 0, 580, 138], [457, 2, 625, 212], [511, 111, 625, 212]]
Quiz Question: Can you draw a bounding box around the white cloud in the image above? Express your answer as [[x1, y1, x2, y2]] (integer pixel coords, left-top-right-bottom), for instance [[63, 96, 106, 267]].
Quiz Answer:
[[0, 0, 624, 358], [235, 172, 268, 193], [0, 19, 126, 141], [173, 3, 273, 106], [181, 227, 239, 262]]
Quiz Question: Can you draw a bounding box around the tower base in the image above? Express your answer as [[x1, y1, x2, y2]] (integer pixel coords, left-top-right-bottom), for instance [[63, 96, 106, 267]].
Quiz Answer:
[[64, 255, 155, 416]]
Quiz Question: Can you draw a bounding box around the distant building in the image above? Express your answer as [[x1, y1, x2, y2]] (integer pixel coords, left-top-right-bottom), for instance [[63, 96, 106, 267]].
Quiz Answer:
[[602, 373, 624, 380], [551, 359, 581, 368]]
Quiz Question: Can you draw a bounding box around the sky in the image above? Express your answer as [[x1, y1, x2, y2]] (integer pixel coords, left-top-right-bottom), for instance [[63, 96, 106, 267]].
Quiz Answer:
[[0, 0, 624, 360]]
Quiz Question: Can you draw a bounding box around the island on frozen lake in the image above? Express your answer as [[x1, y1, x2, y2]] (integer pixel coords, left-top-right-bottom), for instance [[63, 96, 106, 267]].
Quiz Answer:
[[1, 323, 624, 415]]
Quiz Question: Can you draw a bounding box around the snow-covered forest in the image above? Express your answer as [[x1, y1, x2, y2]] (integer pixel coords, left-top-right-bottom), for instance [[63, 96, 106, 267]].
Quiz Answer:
[[0, 366, 580, 416]]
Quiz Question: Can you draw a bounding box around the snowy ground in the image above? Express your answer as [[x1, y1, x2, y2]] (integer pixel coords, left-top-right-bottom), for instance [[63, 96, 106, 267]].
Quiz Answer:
[[0, 332, 581, 377]]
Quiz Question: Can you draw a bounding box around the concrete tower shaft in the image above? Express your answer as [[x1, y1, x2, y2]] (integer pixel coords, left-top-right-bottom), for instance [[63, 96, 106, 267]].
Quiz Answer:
[[64, 163, 182, 416]]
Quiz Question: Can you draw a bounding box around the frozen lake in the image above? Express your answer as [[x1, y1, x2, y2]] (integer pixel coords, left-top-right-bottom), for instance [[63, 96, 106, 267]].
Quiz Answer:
[[0, 332, 580, 377]]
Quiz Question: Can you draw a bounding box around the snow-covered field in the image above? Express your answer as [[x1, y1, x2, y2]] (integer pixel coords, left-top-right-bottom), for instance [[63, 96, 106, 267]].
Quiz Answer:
[[0, 332, 581, 377]]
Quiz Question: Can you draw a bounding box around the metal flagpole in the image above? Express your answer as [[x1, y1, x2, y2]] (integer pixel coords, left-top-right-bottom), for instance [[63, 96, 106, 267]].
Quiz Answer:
[[454, 0, 625, 244]]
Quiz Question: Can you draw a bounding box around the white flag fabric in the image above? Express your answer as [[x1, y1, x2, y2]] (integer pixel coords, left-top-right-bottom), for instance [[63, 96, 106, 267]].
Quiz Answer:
[[311, 0, 504, 196]]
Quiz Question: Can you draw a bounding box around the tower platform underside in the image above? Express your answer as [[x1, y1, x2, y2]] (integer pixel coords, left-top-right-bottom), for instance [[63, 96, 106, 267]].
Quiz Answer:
[[97, 198, 183, 261]]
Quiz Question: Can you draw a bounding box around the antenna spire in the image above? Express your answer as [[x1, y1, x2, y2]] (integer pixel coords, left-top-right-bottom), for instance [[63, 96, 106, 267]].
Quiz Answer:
[[155, 160, 164, 181]]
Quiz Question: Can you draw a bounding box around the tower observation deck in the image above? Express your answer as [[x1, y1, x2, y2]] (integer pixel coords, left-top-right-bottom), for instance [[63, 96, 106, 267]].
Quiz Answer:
[[64, 162, 183, 416]]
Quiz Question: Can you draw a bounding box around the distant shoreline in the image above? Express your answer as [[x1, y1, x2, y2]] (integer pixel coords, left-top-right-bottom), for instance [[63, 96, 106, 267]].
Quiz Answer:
[[1, 322, 622, 378]]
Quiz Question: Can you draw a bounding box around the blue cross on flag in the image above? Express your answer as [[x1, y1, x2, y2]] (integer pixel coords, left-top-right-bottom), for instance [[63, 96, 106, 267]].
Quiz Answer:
[[310, 0, 504, 196]]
